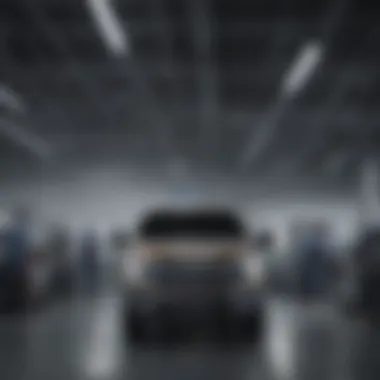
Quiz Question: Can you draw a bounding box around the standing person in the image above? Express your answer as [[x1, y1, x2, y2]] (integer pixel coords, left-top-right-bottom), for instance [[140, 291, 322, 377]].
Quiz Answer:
[[2, 207, 32, 311], [50, 225, 72, 296], [290, 222, 308, 295], [299, 223, 331, 300], [256, 231, 275, 290], [80, 230, 100, 294]]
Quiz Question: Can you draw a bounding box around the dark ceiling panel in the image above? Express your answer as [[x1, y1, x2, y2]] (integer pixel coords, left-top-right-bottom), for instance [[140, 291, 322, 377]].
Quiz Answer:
[[0, 0, 378, 186]]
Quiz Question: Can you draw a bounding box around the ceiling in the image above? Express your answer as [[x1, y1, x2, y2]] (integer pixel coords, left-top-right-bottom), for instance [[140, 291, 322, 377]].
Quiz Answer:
[[0, 0, 379, 188]]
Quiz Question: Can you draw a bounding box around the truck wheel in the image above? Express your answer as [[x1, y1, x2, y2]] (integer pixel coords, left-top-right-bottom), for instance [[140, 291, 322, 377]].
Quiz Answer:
[[125, 305, 146, 346], [150, 306, 182, 346], [242, 311, 264, 344], [341, 297, 361, 318], [213, 307, 236, 345], [6, 281, 29, 313]]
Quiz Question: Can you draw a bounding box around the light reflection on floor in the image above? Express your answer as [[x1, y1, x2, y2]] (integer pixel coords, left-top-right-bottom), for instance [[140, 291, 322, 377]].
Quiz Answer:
[[80, 296, 341, 380], [83, 296, 123, 379], [265, 300, 297, 380], [0, 293, 379, 380]]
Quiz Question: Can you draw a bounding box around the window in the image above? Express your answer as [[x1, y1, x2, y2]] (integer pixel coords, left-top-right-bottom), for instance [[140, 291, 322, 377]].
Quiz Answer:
[[139, 210, 245, 239]]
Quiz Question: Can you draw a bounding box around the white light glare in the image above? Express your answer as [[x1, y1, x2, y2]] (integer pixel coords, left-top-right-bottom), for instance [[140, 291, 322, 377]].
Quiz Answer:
[[282, 41, 324, 97], [123, 252, 144, 283], [241, 255, 265, 283], [86, 0, 129, 56], [0, 120, 51, 159], [0, 85, 25, 112], [83, 298, 121, 379]]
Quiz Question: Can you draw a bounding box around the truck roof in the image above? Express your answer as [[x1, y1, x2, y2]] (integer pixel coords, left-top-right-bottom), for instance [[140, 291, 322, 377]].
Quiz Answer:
[[138, 208, 246, 239]]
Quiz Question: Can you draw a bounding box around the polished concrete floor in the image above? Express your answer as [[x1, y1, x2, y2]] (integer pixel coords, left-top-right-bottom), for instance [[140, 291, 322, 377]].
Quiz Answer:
[[0, 289, 380, 380]]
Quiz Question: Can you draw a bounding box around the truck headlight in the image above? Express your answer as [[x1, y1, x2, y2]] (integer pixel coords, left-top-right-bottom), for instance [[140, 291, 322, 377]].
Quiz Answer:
[[240, 254, 265, 286], [122, 250, 145, 285]]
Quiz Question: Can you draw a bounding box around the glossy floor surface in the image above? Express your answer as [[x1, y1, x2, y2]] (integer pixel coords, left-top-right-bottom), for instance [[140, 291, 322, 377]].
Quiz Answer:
[[0, 288, 380, 380]]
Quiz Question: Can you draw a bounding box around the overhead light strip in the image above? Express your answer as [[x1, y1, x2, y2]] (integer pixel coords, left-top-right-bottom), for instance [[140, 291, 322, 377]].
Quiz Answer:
[[86, 0, 129, 57], [281, 41, 324, 98], [0, 119, 51, 159], [0, 84, 25, 112]]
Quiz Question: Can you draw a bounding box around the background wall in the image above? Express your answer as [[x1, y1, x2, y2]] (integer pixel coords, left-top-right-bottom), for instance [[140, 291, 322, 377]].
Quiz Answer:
[[0, 169, 362, 253], [249, 199, 360, 249]]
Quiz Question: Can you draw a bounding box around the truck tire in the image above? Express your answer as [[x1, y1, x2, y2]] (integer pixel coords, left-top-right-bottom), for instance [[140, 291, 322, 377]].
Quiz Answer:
[[213, 305, 237, 345], [5, 271, 29, 313], [241, 310, 264, 344], [153, 306, 183, 346], [124, 302, 147, 346]]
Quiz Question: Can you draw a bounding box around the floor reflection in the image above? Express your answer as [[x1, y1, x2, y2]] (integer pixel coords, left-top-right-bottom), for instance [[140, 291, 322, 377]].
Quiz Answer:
[[82, 296, 123, 379], [0, 315, 29, 380], [0, 294, 380, 380], [349, 323, 380, 380], [126, 348, 266, 380], [266, 300, 297, 380]]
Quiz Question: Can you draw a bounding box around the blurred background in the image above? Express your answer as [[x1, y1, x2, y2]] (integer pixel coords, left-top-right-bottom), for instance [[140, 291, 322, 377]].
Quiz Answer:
[[0, 0, 380, 379]]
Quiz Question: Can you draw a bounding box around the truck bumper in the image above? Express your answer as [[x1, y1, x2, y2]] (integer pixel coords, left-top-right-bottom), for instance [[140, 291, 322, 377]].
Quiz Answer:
[[126, 285, 264, 321]]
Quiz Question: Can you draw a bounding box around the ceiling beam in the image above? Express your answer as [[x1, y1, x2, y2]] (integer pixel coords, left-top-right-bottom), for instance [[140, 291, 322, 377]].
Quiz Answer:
[[0, 20, 52, 160], [144, 0, 183, 161], [31, 106, 380, 137], [187, 0, 219, 158], [40, 18, 315, 39], [8, 57, 379, 87], [291, 68, 356, 172], [292, 22, 380, 172], [102, 3, 177, 158], [0, 118, 52, 159], [23, 0, 112, 125]]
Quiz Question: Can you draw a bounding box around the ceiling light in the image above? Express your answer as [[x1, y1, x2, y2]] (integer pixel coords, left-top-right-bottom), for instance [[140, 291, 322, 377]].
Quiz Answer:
[[86, 0, 129, 57], [282, 41, 324, 97], [0, 85, 25, 112], [0, 120, 51, 159]]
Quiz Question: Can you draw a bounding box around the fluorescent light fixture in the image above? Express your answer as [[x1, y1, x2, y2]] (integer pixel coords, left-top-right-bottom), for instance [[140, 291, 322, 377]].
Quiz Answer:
[[282, 41, 324, 97], [0, 119, 51, 159], [86, 0, 129, 56], [0, 85, 25, 112], [239, 112, 279, 169], [239, 41, 323, 170]]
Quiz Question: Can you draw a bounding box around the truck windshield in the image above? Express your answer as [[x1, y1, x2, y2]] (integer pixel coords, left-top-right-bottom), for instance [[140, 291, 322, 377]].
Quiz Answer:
[[139, 211, 245, 239]]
